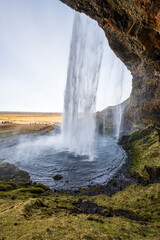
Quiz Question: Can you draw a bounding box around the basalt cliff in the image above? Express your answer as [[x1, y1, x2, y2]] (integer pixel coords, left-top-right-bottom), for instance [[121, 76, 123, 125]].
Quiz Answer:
[[61, 0, 160, 129]]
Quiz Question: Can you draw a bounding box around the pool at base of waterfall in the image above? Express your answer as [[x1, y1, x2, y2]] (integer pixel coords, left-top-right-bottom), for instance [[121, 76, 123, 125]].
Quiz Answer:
[[0, 131, 127, 190]]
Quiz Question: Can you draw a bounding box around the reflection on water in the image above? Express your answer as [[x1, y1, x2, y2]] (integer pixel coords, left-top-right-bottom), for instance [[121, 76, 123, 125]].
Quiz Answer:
[[0, 130, 127, 190]]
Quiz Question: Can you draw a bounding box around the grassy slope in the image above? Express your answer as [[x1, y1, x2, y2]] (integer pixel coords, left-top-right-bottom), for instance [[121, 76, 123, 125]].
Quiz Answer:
[[0, 182, 160, 240], [124, 125, 160, 182], [0, 125, 160, 240]]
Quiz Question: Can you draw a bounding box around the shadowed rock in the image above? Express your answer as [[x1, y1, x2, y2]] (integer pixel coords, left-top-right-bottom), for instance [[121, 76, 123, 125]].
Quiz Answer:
[[61, 0, 160, 129], [0, 161, 30, 183], [96, 98, 133, 135], [53, 174, 63, 181]]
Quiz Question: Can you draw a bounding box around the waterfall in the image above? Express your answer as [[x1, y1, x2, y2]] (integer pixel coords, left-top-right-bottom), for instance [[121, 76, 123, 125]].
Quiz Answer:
[[62, 13, 104, 157], [96, 38, 131, 139], [102, 113, 106, 135], [101, 53, 125, 139], [114, 60, 124, 139]]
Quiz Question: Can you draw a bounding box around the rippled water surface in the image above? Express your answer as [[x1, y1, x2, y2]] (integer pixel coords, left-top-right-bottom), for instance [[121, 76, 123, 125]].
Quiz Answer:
[[0, 130, 127, 190]]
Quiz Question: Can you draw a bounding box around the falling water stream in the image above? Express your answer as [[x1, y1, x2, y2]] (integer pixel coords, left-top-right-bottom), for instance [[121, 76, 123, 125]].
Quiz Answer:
[[62, 13, 104, 157], [99, 50, 131, 139], [0, 13, 128, 190], [113, 60, 125, 139]]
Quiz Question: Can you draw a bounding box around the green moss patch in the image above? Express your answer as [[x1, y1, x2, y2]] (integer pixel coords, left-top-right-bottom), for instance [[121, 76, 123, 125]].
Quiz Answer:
[[0, 182, 160, 239], [124, 125, 160, 182]]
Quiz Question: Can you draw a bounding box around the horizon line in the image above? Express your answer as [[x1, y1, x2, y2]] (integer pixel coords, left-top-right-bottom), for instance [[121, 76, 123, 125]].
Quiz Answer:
[[0, 111, 63, 115]]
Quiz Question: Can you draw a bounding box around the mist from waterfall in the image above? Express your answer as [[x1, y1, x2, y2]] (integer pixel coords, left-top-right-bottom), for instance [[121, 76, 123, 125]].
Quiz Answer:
[[112, 59, 124, 139], [97, 43, 132, 139], [62, 13, 104, 157]]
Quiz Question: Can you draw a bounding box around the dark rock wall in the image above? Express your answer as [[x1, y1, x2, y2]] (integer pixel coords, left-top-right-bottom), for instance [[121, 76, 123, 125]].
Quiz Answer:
[[96, 99, 132, 135], [60, 0, 160, 126]]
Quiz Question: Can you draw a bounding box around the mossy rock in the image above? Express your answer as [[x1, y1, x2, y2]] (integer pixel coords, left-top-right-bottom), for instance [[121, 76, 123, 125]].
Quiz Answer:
[[0, 161, 30, 183], [29, 187, 44, 194], [0, 183, 14, 191], [18, 187, 30, 193], [18, 187, 44, 194], [34, 183, 50, 191], [123, 124, 160, 182], [0, 181, 18, 191]]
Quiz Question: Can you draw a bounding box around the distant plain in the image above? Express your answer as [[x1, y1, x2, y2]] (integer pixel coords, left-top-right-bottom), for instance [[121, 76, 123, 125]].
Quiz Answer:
[[0, 112, 62, 137]]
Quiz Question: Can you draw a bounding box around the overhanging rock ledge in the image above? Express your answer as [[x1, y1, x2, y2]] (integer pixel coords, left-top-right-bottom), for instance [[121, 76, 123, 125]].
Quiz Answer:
[[60, 0, 160, 129]]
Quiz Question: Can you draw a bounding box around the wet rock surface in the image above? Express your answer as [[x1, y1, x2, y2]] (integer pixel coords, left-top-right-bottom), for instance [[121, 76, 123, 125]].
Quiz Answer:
[[53, 174, 63, 181], [61, 0, 160, 129], [96, 98, 133, 135], [0, 160, 30, 183]]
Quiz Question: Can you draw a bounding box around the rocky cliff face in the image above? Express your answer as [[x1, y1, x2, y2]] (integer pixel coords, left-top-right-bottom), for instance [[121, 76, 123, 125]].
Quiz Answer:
[[61, 0, 160, 127], [96, 99, 131, 135]]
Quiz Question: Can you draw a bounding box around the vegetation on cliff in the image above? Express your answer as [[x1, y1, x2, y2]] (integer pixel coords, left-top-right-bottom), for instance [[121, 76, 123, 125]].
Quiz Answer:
[[123, 124, 160, 182]]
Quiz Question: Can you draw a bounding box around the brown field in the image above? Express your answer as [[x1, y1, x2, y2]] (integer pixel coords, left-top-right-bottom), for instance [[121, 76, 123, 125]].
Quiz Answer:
[[0, 112, 62, 124], [0, 112, 62, 137]]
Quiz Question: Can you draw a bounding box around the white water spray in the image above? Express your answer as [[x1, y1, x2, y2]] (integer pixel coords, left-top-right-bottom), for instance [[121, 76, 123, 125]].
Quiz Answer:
[[97, 47, 131, 139], [62, 13, 104, 156], [113, 60, 124, 139]]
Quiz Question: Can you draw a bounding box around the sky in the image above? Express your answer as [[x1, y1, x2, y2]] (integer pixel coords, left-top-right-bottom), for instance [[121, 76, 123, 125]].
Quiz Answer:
[[0, 0, 132, 112]]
